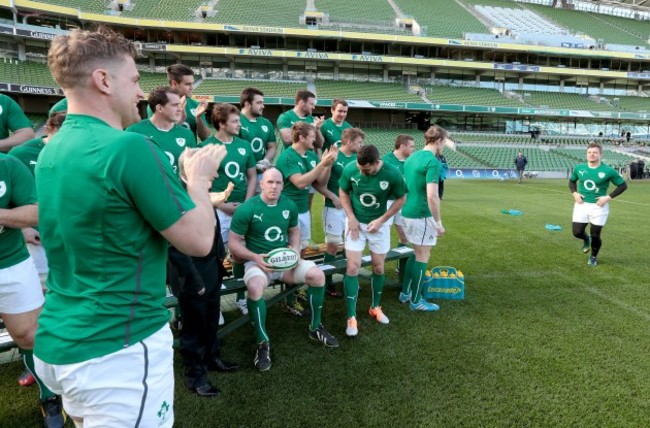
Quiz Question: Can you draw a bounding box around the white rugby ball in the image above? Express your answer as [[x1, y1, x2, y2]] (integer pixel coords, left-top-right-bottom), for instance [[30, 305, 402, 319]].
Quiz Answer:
[[264, 247, 299, 271]]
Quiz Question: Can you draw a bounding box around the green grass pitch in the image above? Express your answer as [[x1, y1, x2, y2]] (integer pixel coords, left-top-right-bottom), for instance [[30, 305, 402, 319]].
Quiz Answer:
[[1, 178, 649, 427]]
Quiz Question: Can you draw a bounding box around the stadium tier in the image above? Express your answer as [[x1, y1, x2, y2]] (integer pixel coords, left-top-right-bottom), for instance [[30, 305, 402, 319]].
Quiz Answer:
[[597, 13, 650, 43], [139, 72, 170, 93], [526, 3, 648, 46], [196, 79, 307, 98], [608, 95, 650, 112], [0, 60, 57, 87], [120, 0, 204, 21], [34, 0, 107, 13], [457, 146, 578, 170], [427, 86, 520, 107], [205, 0, 306, 27], [516, 90, 619, 111], [392, 0, 487, 38], [315, 81, 424, 102], [317, 0, 396, 23]]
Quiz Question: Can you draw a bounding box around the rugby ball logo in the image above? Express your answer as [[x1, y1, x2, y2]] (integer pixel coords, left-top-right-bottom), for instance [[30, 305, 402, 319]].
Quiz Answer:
[[264, 247, 299, 271], [380, 181, 389, 190]]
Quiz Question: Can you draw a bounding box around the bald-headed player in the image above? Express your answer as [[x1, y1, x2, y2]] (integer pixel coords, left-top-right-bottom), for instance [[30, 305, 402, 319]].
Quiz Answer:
[[229, 168, 338, 371], [320, 99, 351, 151]]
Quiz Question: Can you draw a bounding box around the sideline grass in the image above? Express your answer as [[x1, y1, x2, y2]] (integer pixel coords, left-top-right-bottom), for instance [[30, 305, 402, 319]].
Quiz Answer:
[[1, 179, 649, 427]]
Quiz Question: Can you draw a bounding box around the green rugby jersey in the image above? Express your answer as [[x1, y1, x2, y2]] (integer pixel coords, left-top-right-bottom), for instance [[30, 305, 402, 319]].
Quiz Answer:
[[338, 161, 406, 224], [276, 110, 314, 147], [0, 153, 37, 269], [276, 146, 318, 213], [325, 150, 357, 208], [48, 98, 68, 115], [230, 194, 298, 255], [199, 135, 256, 203], [127, 119, 196, 178], [320, 118, 351, 151], [8, 136, 45, 176], [239, 114, 276, 162], [570, 162, 625, 204], [34, 114, 195, 365], [402, 150, 441, 219], [0, 94, 32, 140], [382, 151, 406, 175]]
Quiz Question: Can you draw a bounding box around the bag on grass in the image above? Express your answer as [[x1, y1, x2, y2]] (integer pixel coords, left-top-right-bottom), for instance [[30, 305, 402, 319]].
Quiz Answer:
[[422, 266, 464, 300]]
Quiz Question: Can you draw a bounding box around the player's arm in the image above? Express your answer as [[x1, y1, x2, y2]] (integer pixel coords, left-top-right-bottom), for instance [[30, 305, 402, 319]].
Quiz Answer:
[[313, 116, 324, 149], [367, 195, 405, 233], [568, 179, 584, 203], [195, 100, 211, 141], [313, 181, 339, 207], [264, 142, 276, 164], [339, 187, 360, 240], [596, 181, 628, 206], [229, 230, 273, 272], [161, 145, 225, 256], [426, 182, 444, 236], [245, 166, 257, 200], [287, 225, 300, 253], [0, 204, 38, 229], [0, 128, 35, 152]]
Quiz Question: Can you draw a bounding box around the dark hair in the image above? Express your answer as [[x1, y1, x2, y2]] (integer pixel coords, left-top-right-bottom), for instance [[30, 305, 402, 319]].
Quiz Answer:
[[357, 144, 380, 166], [331, 99, 348, 109], [394, 134, 414, 150], [166, 64, 194, 84], [210, 103, 240, 129], [240, 87, 264, 108], [45, 111, 66, 134], [295, 90, 316, 104], [148, 86, 179, 111], [587, 142, 602, 153]]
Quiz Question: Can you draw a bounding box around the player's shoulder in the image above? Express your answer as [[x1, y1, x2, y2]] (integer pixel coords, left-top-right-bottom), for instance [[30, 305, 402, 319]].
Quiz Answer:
[[278, 194, 299, 211], [199, 135, 218, 147], [125, 118, 151, 133]]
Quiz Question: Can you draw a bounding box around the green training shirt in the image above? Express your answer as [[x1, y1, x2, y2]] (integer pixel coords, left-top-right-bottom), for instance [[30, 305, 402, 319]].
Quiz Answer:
[[239, 114, 276, 162], [8, 136, 45, 176], [126, 119, 196, 178], [338, 161, 406, 224], [382, 152, 406, 175], [0, 154, 37, 269], [0, 94, 32, 140], [34, 114, 195, 365], [402, 150, 441, 219], [276, 110, 314, 147], [570, 162, 625, 204], [320, 118, 351, 151], [147, 97, 208, 138], [276, 146, 319, 213], [230, 194, 299, 255], [199, 135, 256, 203], [325, 150, 357, 208], [48, 98, 68, 115]]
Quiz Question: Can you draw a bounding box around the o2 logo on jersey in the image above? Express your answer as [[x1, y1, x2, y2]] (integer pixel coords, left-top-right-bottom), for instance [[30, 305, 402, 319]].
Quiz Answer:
[[164, 152, 177, 173], [583, 180, 599, 192], [264, 226, 284, 242], [224, 161, 244, 181], [176, 138, 186, 147], [0, 181, 6, 198], [251, 137, 264, 153], [379, 181, 389, 190], [359, 193, 380, 209]]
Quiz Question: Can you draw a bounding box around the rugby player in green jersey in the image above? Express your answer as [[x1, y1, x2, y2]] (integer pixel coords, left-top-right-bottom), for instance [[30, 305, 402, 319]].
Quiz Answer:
[[33, 27, 226, 426], [48, 98, 67, 116], [229, 168, 339, 371], [277, 89, 324, 149], [569, 142, 627, 267], [400, 126, 450, 311], [147, 64, 211, 141], [320, 99, 352, 151], [339, 145, 407, 336], [382, 134, 415, 246], [239, 87, 277, 184], [321, 127, 364, 298], [0, 93, 35, 152], [127, 86, 196, 177]]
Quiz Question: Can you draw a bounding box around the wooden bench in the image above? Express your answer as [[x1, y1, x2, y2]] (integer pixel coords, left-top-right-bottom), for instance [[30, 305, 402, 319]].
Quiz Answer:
[[165, 245, 413, 339]]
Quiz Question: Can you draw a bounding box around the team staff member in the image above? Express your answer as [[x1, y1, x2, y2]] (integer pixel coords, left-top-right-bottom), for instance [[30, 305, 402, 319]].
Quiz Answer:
[[0, 93, 35, 152], [229, 168, 339, 371], [277, 90, 324, 149], [321, 127, 364, 298], [399, 126, 449, 311], [33, 27, 225, 427], [382, 134, 415, 246], [320, 99, 351, 151], [148, 64, 211, 141], [569, 142, 627, 267], [339, 145, 407, 337], [127, 86, 196, 175]]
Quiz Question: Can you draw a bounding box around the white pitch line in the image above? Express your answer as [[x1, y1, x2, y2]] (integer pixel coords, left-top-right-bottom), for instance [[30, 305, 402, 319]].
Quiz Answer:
[[586, 287, 650, 321]]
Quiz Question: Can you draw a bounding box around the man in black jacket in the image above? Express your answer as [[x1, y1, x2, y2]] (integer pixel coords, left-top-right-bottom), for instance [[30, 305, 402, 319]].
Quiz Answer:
[[514, 152, 527, 183]]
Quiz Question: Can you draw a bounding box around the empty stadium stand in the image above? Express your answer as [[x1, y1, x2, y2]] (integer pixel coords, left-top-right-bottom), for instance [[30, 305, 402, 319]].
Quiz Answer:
[[206, 0, 306, 27], [32, 0, 107, 13], [195, 79, 307, 98], [0, 60, 57, 87], [315, 80, 424, 102], [392, 0, 487, 38], [121, 0, 204, 21], [427, 86, 521, 107], [516, 90, 618, 111]]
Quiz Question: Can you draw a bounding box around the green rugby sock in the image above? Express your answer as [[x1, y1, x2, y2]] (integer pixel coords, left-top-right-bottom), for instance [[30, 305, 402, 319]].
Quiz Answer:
[[370, 273, 385, 308], [343, 275, 359, 318], [400, 254, 415, 296], [247, 298, 269, 344], [409, 261, 428, 304], [323, 253, 337, 287], [22, 349, 55, 400], [307, 286, 326, 330]]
